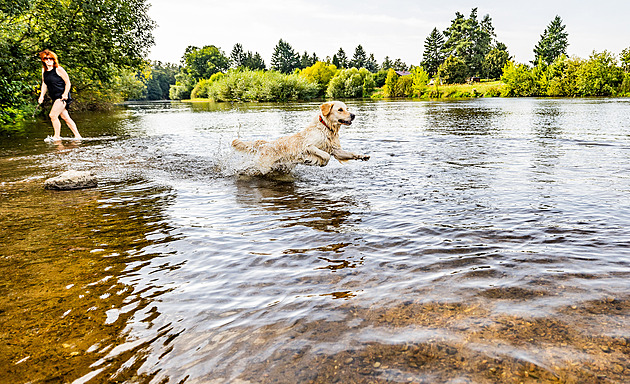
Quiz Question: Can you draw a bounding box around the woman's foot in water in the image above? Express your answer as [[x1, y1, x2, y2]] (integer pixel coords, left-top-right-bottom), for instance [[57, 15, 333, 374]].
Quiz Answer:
[[44, 135, 62, 143]]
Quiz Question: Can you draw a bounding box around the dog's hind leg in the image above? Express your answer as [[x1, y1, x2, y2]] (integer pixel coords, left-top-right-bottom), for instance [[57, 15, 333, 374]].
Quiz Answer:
[[232, 139, 268, 153]]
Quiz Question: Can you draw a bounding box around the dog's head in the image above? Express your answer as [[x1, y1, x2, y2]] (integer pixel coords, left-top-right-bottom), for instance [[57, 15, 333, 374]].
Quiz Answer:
[[320, 101, 355, 127]]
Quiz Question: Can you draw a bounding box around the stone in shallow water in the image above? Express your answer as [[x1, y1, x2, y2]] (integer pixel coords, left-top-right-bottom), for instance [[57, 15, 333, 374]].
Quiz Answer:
[[44, 170, 97, 190]]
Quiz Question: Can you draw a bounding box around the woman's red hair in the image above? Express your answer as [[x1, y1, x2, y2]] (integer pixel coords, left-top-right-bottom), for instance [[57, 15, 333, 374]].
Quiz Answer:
[[39, 49, 59, 68]]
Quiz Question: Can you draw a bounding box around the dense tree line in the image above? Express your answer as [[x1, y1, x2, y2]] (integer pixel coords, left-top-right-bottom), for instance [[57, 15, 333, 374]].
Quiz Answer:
[[169, 39, 409, 100], [502, 51, 630, 97]]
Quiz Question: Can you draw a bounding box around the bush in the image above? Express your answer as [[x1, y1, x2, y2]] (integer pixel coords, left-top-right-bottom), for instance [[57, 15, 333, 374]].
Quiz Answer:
[[204, 69, 318, 102], [373, 69, 389, 87], [326, 68, 375, 98], [411, 67, 429, 96], [438, 56, 468, 84], [500, 61, 541, 96], [575, 51, 624, 96], [299, 62, 337, 96]]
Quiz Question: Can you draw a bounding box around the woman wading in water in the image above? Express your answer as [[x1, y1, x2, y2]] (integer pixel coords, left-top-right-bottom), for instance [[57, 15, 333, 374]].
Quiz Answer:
[[38, 49, 82, 141]]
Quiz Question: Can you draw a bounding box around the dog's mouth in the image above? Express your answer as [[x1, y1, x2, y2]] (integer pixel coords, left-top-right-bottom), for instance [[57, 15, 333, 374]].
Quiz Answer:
[[338, 113, 355, 126]]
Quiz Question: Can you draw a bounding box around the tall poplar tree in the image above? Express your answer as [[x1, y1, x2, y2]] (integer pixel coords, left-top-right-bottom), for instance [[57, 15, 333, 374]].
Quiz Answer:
[[533, 16, 569, 65]]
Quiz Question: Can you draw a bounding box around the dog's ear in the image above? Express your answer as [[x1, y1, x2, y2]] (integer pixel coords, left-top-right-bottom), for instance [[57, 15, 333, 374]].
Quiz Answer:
[[320, 102, 334, 116]]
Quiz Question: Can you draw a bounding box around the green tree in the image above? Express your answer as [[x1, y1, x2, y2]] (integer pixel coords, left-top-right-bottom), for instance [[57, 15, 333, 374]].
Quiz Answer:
[[483, 42, 511, 79], [422, 27, 446, 76], [350, 45, 367, 68], [575, 51, 624, 96], [242, 52, 266, 70], [381, 56, 394, 71], [300, 61, 337, 96], [1, 0, 155, 123], [299, 51, 319, 69], [411, 66, 429, 96], [442, 8, 495, 77], [365, 54, 379, 73], [437, 56, 468, 84], [182, 45, 229, 80], [326, 68, 374, 98], [146, 61, 178, 100], [332, 48, 348, 69], [501, 62, 537, 96], [533, 16, 569, 66], [383, 69, 398, 97], [620, 47, 630, 72], [392, 59, 409, 71], [230, 43, 246, 68], [545, 55, 579, 96], [271, 39, 300, 74]]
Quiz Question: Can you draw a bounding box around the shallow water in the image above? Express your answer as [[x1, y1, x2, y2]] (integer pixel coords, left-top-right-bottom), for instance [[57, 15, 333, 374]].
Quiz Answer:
[[1, 98, 630, 383]]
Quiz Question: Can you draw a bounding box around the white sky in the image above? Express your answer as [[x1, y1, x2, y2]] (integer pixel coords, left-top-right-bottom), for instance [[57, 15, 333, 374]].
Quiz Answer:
[[147, 0, 630, 67]]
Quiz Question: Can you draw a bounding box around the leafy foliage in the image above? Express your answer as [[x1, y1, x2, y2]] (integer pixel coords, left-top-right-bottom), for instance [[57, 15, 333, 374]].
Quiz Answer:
[[502, 51, 625, 97], [326, 68, 375, 98], [438, 56, 468, 84], [442, 8, 495, 77], [204, 69, 318, 102], [183, 45, 229, 81], [231, 43, 266, 70], [299, 62, 337, 96], [332, 48, 348, 69], [483, 43, 511, 79], [271, 39, 300, 74], [146, 61, 178, 100], [619, 47, 630, 72], [1, 0, 156, 123], [533, 16, 568, 66], [350, 45, 367, 69], [422, 28, 446, 76]]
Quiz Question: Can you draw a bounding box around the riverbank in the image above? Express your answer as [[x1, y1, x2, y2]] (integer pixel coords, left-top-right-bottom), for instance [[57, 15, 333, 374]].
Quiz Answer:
[[183, 81, 507, 103]]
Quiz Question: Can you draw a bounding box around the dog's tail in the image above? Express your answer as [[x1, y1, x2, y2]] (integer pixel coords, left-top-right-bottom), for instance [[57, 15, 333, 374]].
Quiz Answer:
[[232, 138, 267, 153]]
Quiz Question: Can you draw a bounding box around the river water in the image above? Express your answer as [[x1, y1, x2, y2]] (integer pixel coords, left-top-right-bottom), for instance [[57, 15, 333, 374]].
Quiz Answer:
[[1, 98, 629, 383]]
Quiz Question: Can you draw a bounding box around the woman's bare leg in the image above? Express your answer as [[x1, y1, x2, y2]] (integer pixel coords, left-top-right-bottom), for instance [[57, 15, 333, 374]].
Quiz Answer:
[[49, 99, 66, 140], [60, 109, 81, 139]]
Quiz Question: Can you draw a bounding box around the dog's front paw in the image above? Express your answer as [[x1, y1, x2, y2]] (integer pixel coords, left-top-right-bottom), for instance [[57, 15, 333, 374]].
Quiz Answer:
[[357, 154, 370, 161]]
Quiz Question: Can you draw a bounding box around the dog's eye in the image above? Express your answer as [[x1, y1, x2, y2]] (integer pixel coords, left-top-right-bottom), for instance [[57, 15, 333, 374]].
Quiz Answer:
[[338, 108, 343, 112]]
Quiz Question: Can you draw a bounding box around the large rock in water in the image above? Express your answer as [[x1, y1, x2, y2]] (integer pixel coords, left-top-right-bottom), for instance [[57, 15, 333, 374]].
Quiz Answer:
[[44, 170, 97, 190]]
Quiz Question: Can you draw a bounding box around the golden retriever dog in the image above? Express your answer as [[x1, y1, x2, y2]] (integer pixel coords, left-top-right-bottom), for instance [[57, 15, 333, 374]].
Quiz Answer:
[[232, 101, 369, 175]]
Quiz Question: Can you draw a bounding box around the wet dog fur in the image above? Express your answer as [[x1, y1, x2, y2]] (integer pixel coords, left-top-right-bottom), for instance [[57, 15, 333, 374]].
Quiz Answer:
[[232, 101, 369, 175]]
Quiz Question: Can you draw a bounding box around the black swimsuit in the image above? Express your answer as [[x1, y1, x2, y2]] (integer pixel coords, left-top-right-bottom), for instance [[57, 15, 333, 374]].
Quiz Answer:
[[43, 67, 72, 108]]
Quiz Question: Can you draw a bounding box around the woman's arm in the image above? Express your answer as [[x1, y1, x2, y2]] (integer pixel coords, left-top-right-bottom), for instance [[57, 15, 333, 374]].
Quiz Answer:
[[38, 69, 47, 104], [56, 66, 72, 100]]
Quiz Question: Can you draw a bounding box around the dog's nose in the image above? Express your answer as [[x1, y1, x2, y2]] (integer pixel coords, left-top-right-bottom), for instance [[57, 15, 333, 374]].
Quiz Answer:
[[350, 113, 355, 121]]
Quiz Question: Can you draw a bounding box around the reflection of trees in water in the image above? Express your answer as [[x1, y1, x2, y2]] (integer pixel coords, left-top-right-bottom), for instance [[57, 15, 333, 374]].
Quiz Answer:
[[234, 177, 357, 232], [532, 100, 564, 139], [234, 176, 366, 287], [0, 180, 178, 383], [424, 102, 503, 136]]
